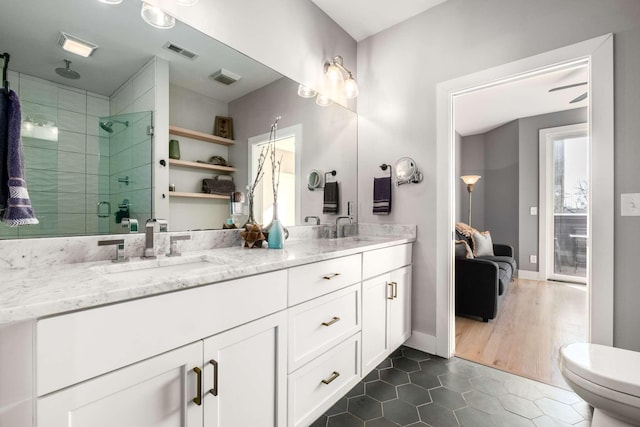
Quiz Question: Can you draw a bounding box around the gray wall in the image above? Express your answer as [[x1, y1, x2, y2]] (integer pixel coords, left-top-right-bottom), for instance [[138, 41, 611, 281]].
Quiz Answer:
[[485, 120, 520, 260], [358, 0, 640, 351], [459, 134, 485, 230], [518, 108, 588, 271], [228, 78, 358, 224]]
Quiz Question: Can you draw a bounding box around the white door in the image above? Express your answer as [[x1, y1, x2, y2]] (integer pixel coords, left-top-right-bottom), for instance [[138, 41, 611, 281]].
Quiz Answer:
[[540, 123, 589, 284], [361, 274, 390, 373], [388, 266, 412, 350], [203, 311, 287, 427], [37, 342, 203, 427]]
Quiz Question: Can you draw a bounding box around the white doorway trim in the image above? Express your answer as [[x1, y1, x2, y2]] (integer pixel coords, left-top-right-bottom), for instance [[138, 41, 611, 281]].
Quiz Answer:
[[539, 123, 589, 284], [435, 34, 614, 358]]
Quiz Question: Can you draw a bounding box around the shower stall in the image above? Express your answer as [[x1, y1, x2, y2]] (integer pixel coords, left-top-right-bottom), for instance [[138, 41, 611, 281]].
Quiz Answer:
[[0, 107, 153, 239]]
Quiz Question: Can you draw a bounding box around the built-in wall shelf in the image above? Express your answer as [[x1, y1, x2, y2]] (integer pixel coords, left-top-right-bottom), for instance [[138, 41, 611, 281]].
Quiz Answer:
[[169, 159, 236, 173], [169, 192, 229, 200], [169, 125, 234, 146]]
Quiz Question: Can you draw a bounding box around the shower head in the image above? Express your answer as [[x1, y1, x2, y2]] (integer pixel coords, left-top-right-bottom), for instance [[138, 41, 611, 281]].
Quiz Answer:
[[55, 60, 80, 80], [100, 119, 129, 133]]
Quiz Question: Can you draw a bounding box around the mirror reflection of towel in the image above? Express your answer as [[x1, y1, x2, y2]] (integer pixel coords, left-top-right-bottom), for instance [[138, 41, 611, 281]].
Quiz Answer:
[[373, 177, 392, 215], [323, 182, 339, 214]]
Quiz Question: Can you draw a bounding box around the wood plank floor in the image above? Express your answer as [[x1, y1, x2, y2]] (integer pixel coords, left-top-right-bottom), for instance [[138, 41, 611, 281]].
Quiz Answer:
[[455, 277, 587, 388]]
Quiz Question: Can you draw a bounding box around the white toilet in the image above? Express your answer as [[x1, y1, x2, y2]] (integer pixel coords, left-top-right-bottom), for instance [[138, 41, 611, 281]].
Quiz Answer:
[[560, 343, 640, 426]]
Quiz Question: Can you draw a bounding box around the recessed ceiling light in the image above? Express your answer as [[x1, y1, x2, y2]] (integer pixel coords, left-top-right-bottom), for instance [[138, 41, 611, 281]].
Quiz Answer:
[[141, 3, 176, 29], [57, 32, 98, 58], [98, 0, 123, 4]]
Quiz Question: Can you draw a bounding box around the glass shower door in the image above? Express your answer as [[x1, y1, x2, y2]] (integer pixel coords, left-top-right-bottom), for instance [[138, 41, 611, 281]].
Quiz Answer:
[[94, 111, 153, 235]]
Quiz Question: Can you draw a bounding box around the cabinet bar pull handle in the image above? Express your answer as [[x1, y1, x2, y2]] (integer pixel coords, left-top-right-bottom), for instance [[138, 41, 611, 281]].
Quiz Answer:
[[392, 281, 398, 299], [192, 367, 202, 405], [321, 371, 340, 385], [209, 359, 219, 396], [322, 316, 341, 327], [323, 273, 341, 280], [387, 282, 394, 300]]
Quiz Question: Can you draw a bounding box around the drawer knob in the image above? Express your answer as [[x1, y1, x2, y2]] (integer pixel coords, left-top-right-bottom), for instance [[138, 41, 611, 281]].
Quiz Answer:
[[323, 273, 341, 280], [321, 371, 340, 385], [321, 316, 341, 327]]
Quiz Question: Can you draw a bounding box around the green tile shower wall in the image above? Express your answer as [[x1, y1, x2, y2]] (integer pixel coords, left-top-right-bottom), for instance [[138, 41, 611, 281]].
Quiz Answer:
[[0, 61, 156, 239]]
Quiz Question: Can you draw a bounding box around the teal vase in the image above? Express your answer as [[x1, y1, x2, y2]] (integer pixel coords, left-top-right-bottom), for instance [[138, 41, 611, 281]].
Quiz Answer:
[[267, 219, 284, 249]]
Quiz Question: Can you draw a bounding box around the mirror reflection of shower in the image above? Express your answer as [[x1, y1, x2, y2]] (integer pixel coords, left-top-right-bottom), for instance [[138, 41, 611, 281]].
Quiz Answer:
[[100, 119, 129, 133]]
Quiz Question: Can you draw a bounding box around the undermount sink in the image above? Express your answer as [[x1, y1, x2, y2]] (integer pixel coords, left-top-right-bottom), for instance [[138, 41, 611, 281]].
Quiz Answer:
[[92, 254, 233, 279], [325, 235, 384, 242]]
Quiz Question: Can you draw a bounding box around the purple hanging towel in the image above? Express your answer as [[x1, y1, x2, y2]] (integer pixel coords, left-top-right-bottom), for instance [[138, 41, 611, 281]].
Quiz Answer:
[[0, 90, 38, 226], [373, 176, 392, 215]]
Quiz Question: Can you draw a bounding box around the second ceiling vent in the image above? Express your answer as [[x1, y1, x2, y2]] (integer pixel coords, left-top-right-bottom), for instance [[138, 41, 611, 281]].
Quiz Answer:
[[210, 68, 241, 85]]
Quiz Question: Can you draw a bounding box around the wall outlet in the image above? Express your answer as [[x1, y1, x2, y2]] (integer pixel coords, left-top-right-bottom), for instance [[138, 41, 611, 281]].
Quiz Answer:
[[530, 206, 538, 216], [530, 255, 537, 264], [621, 193, 640, 216]]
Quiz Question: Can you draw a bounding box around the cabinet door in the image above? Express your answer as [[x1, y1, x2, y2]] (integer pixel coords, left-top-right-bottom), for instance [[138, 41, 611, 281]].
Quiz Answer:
[[361, 273, 391, 374], [37, 342, 202, 427], [203, 311, 287, 427], [388, 266, 412, 350]]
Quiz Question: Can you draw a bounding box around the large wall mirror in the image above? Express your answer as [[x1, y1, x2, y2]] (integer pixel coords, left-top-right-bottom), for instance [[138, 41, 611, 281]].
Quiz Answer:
[[0, 0, 357, 239]]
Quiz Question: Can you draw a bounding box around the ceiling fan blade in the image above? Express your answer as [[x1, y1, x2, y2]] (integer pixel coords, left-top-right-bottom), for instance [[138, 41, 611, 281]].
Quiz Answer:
[[549, 82, 588, 92], [570, 92, 588, 103]]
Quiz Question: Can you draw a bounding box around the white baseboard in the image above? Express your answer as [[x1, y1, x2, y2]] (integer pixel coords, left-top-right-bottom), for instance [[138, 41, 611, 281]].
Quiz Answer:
[[517, 269, 541, 280], [404, 330, 437, 356]]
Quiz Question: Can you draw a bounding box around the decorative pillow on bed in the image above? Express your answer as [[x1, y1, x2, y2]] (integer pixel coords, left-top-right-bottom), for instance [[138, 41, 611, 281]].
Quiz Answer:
[[455, 240, 474, 259], [472, 230, 494, 257]]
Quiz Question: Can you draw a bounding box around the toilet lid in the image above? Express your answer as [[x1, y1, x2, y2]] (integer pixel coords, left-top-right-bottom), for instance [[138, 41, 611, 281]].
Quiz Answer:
[[561, 343, 640, 398]]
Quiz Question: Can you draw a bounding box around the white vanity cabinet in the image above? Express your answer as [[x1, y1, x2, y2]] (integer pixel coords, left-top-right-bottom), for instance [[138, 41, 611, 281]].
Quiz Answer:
[[37, 341, 203, 427], [362, 245, 413, 374], [286, 256, 363, 427], [202, 311, 287, 427], [4, 239, 414, 427], [35, 271, 288, 427]]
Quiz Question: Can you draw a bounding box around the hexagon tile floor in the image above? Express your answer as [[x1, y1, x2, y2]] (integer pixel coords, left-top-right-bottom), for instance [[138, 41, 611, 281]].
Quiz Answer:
[[310, 346, 592, 427]]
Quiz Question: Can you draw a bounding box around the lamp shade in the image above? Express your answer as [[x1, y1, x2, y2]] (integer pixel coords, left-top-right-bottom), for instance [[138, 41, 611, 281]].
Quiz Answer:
[[461, 175, 481, 185]]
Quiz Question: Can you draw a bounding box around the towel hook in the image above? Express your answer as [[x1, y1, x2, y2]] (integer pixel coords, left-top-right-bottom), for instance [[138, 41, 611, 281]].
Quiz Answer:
[[1, 52, 10, 96], [324, 170, 337, 184], [379, 164, 392, 178]]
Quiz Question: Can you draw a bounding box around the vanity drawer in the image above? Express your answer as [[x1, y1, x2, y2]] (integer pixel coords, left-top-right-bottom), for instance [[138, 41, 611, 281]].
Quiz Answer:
[[287, 333, 361, 427], [288, 254, 361, 306], [288, 284, 361, 373], [362, 244, 412, 279], [36, 270, 287, 397]]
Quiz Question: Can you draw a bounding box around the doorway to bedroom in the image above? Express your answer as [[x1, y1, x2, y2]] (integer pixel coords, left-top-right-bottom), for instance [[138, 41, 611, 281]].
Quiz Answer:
[[452, 63, 589, 388]]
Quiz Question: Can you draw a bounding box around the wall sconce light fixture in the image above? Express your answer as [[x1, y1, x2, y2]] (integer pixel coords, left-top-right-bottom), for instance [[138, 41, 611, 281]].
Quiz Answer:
[[324, 55, 359, 99]]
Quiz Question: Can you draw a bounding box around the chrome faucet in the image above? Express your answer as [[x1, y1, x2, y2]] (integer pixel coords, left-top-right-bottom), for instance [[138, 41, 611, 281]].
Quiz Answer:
[[335, 216, 353, 238], [143, 218, 168, 259], [98, 239, 128, 263], [304, 216, 321, 225], [168, 234, 190, 257]]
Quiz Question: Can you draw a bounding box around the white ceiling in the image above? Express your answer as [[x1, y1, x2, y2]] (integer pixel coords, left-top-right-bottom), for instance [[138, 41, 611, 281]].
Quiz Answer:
[[311, 0, 448, 41], [455, 65, 589, 136], [1, 0, 281, 100]]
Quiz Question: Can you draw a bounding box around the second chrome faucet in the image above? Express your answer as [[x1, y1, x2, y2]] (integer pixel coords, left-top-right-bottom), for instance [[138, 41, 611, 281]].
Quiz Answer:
[[143, 218, 168, 259]]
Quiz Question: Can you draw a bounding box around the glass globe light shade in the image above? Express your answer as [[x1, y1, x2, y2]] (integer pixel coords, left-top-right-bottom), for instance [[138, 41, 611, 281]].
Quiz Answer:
[[344, 75, 359, 99], [297, 84, 317, 98], [315, 94, 333, 107], [141, 3, 176, 29]]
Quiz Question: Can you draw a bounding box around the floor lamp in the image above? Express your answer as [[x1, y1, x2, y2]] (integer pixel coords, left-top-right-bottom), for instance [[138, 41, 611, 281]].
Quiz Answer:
[[461, 175, 481, 227]]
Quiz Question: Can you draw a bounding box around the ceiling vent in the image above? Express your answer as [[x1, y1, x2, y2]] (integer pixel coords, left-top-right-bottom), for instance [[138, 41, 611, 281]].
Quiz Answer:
[[162, 42, 198, 60], [210, 68, 241, 85]]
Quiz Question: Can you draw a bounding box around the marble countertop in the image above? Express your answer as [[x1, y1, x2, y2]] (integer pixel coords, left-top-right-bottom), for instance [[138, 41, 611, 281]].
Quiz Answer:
[[0, 233, 414, 326]]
